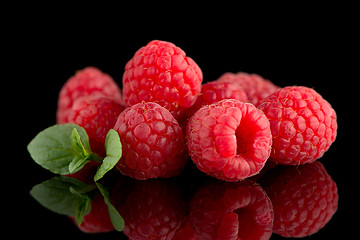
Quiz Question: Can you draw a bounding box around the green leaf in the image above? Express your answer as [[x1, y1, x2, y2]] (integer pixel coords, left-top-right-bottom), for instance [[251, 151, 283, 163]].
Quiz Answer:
[[68, 155, 89, 174], [95, 182, 124, 231], [71, 128, 90, 159], [69, 128, 93, 173], [94, 129, 122, 181], [30, 176, 94, 216], [27, 124, 92, 175]]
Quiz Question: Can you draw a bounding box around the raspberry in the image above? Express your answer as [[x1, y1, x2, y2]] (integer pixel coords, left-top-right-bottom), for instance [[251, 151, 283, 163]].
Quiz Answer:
[[184, 80, 248, 120], [57, 66, 122, 124], [173, 217, 198, 240], [262, 162, 338, 238], [114, 180, 186, 240], [186, 99, 272, 181], [189, 180, 273, 240], [217, 72, 280, 106], [113, 102, 187, 180], [257, 86, 337, 165], [69, 193, 114, 233], [65, 95, 125, 157], [122, 40, 203, 119]]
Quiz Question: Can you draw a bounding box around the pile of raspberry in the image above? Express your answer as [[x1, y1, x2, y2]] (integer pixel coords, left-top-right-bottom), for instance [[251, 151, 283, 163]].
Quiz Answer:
[[57, 40, 338, 182]]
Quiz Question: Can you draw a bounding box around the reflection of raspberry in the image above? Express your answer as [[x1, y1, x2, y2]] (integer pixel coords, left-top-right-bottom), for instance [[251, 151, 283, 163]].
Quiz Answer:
[[173, 217, 198, 240], [257, 86, 337, 165], [69, 194, 114, 233], [262, 162, 338, 238], [57, 67, 122, 124], [186, 99, 272, 181], [113, 102, 187, 180], [66, 95, 125, 157], [189, 180, 273, 240], [122, 40, 203, 119], [217, 72, 279, 106], [116, 180, 186, 240]]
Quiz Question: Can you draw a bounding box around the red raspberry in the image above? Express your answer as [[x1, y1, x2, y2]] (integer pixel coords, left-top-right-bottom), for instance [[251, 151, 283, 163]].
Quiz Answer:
[[57, 66, 122, 124], [114, 180, 186, 240], [217, 72, 280, 106], [69, 193, 114, 233], [122, 40, 203, 119], [262, 162, 338, 238], [257, 86, 337, 165], [189, 180, 273, 240], [113, 102, 187, 180], [173, 217, 198, 240], [185, 80, 248, 120], [186, 99, 272, 181], [66, 95, 125, 157]]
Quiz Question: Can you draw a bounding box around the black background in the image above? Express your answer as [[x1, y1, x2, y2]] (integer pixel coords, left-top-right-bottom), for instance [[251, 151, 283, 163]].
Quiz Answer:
[[5, 6, 357, 239]]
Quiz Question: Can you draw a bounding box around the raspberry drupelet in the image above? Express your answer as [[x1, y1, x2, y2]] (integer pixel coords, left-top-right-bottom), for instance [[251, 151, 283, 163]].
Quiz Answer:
[[186, 99, 272, 181]]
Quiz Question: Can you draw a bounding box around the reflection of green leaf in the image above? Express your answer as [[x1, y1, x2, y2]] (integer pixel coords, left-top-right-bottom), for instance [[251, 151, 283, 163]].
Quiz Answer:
[[74, 197, 92, 226], [95, 182, 124, 231], [94, 129, 122, 181], [30, 176, 94, 216], [27, 124, 91, 175]]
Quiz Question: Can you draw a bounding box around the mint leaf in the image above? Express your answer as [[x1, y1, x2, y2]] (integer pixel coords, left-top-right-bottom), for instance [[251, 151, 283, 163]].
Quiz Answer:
[[94, 129, 122, 181], [27, 124, 99, 175], [30, 176, 95, 216], [69, 128, 91, 173], [71, 128, 90, 160], [69, 155, 89, 174], [95, 182, 124, 231]]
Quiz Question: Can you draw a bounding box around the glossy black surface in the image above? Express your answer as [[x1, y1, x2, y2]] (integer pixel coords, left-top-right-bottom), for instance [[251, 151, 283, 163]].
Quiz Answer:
[[27, 160, 339, 239], [8, 13, 355, 239]]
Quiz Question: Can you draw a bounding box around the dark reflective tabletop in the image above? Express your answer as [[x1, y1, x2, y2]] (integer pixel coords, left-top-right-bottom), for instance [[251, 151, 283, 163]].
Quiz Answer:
[[26, 158, 341, 240]]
